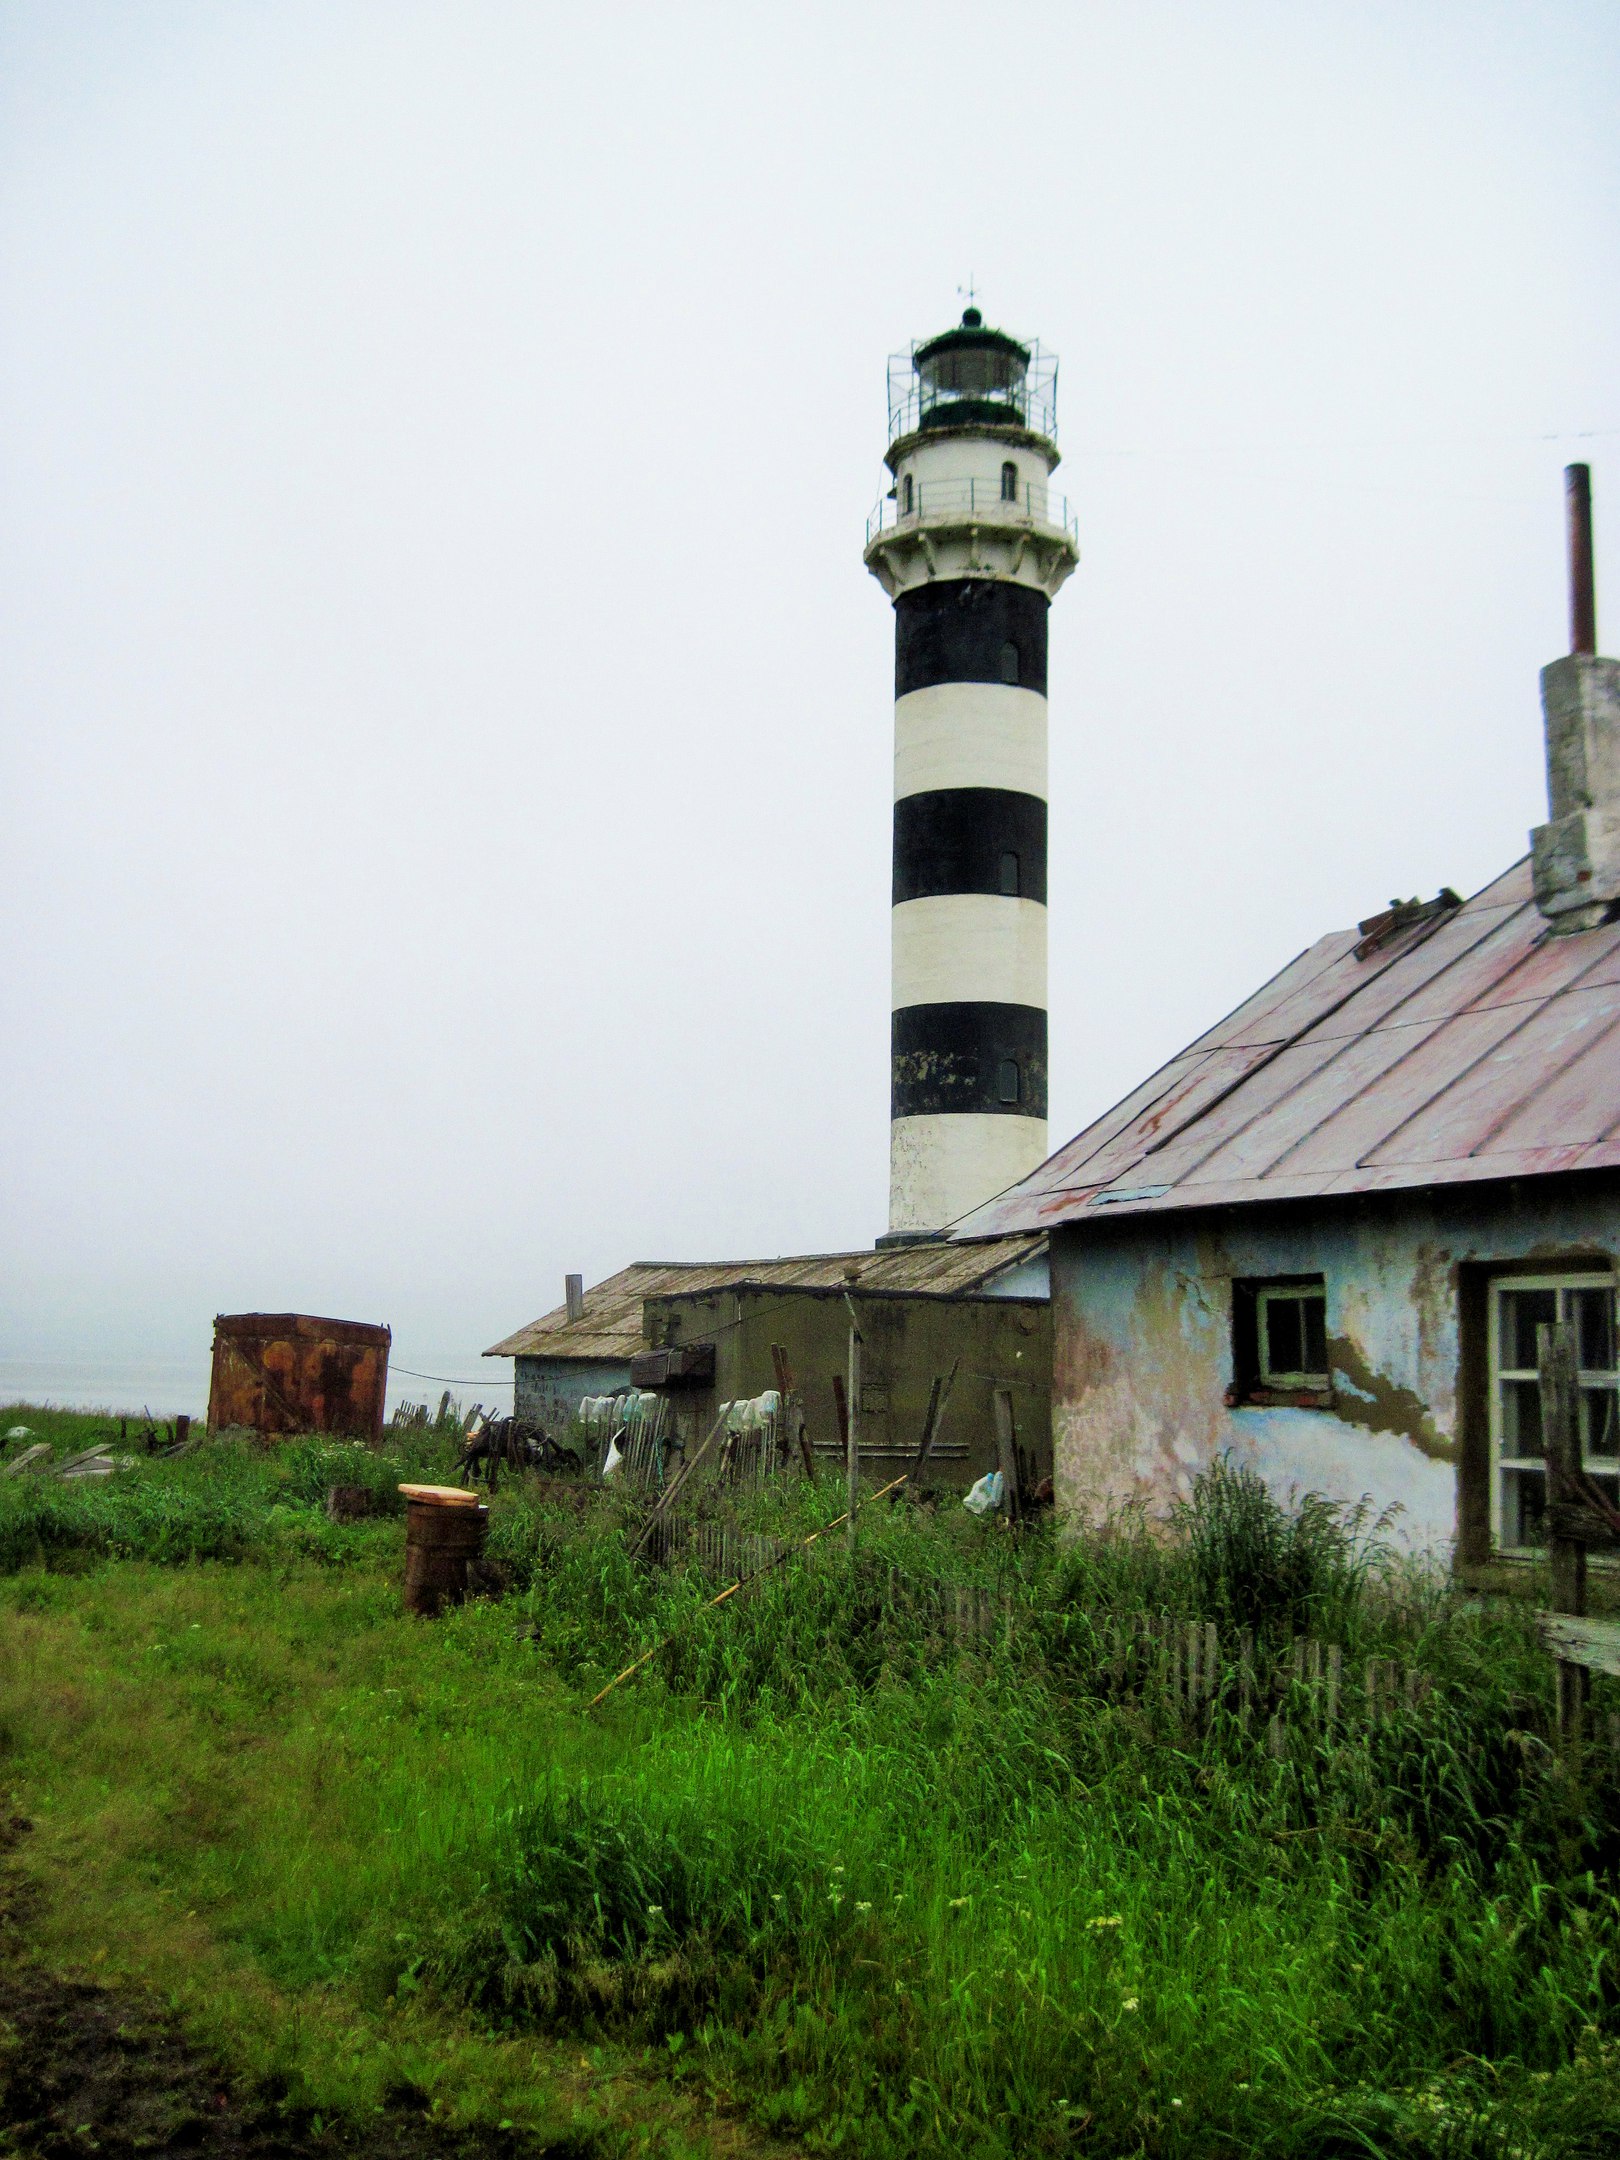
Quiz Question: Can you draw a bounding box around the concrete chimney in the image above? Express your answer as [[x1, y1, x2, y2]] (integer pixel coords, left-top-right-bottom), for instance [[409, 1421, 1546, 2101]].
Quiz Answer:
[[1532, 465, 1620, 934], [564, 1273, 585, 1324]]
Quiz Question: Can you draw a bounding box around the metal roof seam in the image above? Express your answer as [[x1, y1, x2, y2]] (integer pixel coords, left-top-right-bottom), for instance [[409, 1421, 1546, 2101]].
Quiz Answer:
[[1464, 999, 1620, 1157], [1352, 929, 1620, 1169], [1133, 928, 1428, 1165]]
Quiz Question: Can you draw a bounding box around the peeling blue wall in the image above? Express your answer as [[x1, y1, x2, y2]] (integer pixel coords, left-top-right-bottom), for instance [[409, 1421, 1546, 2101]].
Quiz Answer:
[[1050, 1178, 1619, 1556]]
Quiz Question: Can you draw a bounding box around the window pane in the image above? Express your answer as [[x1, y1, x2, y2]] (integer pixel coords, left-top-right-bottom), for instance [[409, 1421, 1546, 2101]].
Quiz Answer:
[[1502, 1466, 1547, 1549], [1301, 1293, 1327, 1376], [999, 850, 1020, 897], [1501, 1287, 1557, 1371], [1581, 1384, 1620, 1463], [999, 641, 1020, 685], [1501, 1378, 1544, 1458], [1589, 1471, 1620, 1516], [1264, 1297, 1305, 1378], [997, 1058, 1021, 1105], [1574, 1287, 1617, 1374]]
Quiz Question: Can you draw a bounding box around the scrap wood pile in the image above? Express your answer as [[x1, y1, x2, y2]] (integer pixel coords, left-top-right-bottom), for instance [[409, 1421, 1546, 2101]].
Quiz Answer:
[[2, 1419, 194, 1483]]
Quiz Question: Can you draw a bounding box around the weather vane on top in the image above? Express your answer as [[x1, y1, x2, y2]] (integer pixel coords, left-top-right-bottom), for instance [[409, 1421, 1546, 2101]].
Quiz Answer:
[[957, 275, 978, 309]]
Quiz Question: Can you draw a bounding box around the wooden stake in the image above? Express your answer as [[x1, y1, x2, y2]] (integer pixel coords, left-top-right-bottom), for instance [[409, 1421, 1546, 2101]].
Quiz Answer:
[[992, 1387, 1022, 1523], [1539, 1320, 1588, 1744], [846, 1314, 862, 1555], [912, 1360, 960, 1479]]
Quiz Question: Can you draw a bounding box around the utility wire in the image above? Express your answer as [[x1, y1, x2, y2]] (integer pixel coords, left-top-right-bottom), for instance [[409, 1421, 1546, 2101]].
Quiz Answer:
[[391, 1363, 513, 1388]]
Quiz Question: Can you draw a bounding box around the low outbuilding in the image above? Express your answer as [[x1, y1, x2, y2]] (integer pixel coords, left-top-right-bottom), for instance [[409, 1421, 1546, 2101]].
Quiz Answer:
[[485, 1236, 1050, 1489]]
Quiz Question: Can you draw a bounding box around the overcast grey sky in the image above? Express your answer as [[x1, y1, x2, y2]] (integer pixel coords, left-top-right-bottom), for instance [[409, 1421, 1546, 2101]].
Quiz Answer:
[[2, 2, 1617, 1388]]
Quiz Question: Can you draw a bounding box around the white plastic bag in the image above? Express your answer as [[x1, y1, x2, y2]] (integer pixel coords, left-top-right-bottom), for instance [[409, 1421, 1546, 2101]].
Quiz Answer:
[[601, 1436, 624, 1481], [962, 1469, 1004, 1516]]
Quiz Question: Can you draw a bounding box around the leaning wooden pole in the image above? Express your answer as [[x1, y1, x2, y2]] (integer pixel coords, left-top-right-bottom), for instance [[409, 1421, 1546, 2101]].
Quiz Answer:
[[844, 1292, 862, 1555], [1539, 1319, 1588, 1745]]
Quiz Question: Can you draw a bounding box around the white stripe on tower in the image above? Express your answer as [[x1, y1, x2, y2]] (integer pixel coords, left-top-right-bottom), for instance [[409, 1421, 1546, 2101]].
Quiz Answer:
[[864, 307, 1079, 1237]]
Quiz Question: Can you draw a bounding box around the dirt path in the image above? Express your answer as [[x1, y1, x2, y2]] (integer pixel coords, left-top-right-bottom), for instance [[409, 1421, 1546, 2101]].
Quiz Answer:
[[0, 1812, 579, 2159]]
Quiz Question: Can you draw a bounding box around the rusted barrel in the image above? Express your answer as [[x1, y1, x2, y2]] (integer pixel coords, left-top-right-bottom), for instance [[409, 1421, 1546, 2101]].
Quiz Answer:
[[399, 1484, 488, 1616]]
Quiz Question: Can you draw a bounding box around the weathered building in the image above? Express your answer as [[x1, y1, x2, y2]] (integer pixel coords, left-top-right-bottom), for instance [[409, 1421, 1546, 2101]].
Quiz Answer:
[[485, 1236, 1050, 1488], [955, 474, 1620, 1564]]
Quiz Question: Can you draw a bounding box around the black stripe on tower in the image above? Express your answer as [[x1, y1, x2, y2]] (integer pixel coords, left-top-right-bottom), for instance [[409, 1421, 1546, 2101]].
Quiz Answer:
[[893, 788, 1047, 905], [895, 579, 1049, 698], [891, 1002, 1048, 1119]]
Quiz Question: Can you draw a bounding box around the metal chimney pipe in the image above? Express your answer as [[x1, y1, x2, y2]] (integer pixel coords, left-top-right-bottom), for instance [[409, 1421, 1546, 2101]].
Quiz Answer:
[[1566, 463, 1596, 657], [564, 1273, 585, 1324]]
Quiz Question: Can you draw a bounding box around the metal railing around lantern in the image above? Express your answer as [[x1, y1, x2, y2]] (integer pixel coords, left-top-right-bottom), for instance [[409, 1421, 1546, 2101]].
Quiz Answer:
[[865, 476, 1080, 550]]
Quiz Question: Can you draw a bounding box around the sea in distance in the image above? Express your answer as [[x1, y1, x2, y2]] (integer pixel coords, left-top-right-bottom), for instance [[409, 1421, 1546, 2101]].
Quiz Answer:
[[0, 1351, 515, 1425]]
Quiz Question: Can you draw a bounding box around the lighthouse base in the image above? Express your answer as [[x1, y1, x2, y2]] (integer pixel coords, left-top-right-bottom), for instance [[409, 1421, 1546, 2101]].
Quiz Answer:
[[889, 1112, 1047, 1237]]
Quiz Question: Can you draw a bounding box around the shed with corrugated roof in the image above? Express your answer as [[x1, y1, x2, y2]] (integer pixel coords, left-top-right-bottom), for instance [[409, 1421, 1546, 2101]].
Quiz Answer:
[[485, 1235, 1050, 1489]]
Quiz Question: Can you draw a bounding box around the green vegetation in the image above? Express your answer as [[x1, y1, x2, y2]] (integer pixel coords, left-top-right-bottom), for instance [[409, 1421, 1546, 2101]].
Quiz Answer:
[[2, 1408, 1618, 2157]]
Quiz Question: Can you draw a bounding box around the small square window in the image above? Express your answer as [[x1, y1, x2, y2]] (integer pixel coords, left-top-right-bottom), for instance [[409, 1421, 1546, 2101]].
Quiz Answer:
[[1259, 1285, 1328, 1387], [1230, 1276, 1330, 1404]]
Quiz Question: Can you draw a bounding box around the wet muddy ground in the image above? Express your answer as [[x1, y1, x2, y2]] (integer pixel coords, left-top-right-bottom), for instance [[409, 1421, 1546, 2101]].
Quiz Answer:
[[0, 1815, 593, 2160]]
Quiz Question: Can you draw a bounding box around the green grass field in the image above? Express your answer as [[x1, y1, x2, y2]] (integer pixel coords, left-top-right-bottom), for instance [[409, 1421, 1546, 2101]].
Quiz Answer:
[[2, 1406, 1618, 2158]]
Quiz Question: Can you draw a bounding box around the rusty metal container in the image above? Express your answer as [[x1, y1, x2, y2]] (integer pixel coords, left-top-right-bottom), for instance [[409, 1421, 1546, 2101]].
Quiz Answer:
[[207, 1313, 390, 1442], [400, 1485, 488, 1616]]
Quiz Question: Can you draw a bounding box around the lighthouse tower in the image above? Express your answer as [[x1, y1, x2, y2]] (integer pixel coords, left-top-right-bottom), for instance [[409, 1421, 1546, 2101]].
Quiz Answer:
[[865, 308, 1079, 1237]]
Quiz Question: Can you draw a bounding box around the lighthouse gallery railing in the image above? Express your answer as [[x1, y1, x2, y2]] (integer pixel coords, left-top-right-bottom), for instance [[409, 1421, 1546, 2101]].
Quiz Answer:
[[865, 478, 1080, 550]]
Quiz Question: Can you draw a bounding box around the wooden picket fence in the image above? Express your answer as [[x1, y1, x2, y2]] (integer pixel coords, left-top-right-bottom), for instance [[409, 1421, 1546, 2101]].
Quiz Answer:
[[639, 1516, 785, 1579]]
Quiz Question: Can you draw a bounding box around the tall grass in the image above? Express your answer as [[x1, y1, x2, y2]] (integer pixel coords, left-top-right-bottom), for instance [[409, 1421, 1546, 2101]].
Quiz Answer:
[[0, 1412, 454, 1574], [3, 1422, 1618, 2154]]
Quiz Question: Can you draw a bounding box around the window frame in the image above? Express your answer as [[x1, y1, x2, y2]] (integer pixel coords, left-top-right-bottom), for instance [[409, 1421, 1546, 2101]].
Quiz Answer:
[[1488, 1270, 1619, 1555], [1228, 1273, 1332, 1409], [1255, 1283, 1330, 1391], [996, 1057, 1022, 1106], [1000, 460, 1018, 503]]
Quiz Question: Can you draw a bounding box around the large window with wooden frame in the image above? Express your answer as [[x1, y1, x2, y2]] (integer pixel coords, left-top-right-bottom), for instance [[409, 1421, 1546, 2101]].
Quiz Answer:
[[1490, 1273, 1619, 1552]]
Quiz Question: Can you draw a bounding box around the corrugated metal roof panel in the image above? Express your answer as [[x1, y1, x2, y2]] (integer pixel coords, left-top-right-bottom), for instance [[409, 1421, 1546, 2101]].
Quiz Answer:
[[953, 857, 1620, 1237], [484, 1234, 1047, 1362]]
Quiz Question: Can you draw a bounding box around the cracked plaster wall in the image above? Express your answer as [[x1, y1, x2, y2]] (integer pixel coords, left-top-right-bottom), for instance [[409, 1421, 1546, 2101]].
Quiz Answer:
[[1050, 1182, 1619, 1555]]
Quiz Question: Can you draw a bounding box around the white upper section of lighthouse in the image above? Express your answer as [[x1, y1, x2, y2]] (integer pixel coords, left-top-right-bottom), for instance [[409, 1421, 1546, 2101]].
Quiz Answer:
[[864, 309, 1080, 603]]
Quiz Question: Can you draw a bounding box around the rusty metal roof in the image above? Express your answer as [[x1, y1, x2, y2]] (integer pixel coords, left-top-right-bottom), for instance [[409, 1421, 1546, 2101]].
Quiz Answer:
[[484, 1234, 1047, 1363], [953, 858, 1620, 1237]]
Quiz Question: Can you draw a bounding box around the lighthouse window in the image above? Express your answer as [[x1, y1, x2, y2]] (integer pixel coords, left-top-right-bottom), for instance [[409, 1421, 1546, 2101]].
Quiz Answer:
[[999, 641, 1020, 685], [1000, 461, 1018, 503], [998, 1058, 1022, 1105], [901, 473, 914, 515], [999, 850, 1020, 897]]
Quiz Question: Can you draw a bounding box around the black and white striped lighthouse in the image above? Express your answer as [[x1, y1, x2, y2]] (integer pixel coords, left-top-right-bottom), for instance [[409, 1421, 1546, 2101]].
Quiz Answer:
[[865, 308, 1079, 1236]]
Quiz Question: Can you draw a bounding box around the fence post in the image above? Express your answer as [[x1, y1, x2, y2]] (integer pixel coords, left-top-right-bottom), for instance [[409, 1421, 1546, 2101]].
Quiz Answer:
[[993, 1388, 1023, 1523], [1539, 1320, 1588, 1745], [846, 1317, 862, 1556]]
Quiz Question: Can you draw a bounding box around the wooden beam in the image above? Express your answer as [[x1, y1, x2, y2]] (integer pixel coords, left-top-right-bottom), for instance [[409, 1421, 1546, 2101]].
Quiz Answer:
[[846, 1324, 861, 1554], [1537, 1612, 1620, 1680], [912, 1360, 960, 1480], [993, 1387, 1023, 1523], [1539, 1320, 1588, 1741]]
